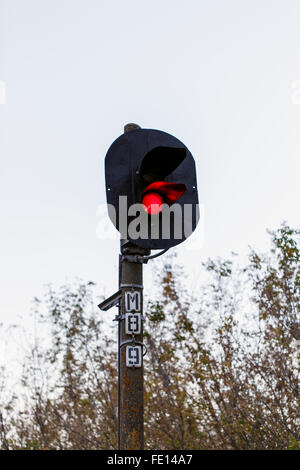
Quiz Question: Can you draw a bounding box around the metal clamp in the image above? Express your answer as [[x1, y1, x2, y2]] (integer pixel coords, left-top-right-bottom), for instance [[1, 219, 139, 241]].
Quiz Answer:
[[113, 314, 145, 322], [121, 254, 149, 264], [120, 339, 147, 356], [120, 283, 143, 289], [120, 240, 150, 263], [121, 248, 169, 264]]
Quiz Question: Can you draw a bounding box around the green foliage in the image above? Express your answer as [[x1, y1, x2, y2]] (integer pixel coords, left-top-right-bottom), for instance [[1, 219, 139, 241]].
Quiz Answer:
[[287, 436, 300, 450], [148, 302, 165, 323]]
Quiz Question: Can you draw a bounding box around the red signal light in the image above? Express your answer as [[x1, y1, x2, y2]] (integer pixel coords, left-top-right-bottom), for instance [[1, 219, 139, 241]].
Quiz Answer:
[[142, 192, 164, 214], [142, 181, 186, 215]]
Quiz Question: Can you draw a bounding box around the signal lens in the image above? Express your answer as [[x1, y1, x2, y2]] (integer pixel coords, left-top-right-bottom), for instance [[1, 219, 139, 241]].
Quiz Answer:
[[142, 181, 186, 206], [142, 192, 164, 215]]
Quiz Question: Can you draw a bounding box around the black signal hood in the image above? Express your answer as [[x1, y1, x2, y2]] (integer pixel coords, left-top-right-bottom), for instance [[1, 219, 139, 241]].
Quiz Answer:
[[139, 146, 186, 184]]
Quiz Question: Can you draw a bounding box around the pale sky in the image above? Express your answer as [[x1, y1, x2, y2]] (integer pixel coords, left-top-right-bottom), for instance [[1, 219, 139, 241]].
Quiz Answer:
[[1, 0, 300, 335]]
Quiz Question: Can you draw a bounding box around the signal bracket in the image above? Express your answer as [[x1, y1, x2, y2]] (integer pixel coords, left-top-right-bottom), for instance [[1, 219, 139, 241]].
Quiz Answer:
[[121, 248, 169, 264], [121, 254, 149, 264], [98, 289, 122, 311]]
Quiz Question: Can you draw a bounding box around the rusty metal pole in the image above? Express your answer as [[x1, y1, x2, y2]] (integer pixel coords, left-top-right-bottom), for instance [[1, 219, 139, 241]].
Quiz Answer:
[[118, 123, 147, 450], [119, 252, 144, 449]]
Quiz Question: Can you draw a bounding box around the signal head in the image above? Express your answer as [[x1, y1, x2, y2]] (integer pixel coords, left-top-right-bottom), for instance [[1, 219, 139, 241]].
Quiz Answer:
[[105, 128, 199, 250]]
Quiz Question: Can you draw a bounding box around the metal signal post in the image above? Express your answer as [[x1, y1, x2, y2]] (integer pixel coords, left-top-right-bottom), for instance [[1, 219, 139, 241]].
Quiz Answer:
[[118, 239, 148, 450], [99, 239, 148, 450], [99, 240, 147, 450]]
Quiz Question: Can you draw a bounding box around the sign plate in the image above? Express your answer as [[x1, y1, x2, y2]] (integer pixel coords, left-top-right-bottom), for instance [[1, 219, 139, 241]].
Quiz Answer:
[[125, 291, 141, 312], [126, 345, 142, 367], [125, 313, 141, 335]]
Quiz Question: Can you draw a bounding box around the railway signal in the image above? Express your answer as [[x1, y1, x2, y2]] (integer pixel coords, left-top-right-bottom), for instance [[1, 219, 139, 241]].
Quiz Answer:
[[105, 127, 199, 250], [99, 124, 199, 450]]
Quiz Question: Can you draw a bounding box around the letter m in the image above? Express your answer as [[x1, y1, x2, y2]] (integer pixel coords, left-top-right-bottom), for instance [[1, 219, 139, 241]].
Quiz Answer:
[[125, 291, 141, 312]]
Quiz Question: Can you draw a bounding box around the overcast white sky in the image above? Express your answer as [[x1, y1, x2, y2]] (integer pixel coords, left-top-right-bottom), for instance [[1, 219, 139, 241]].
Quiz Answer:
[[1, 0, 300, 333]]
